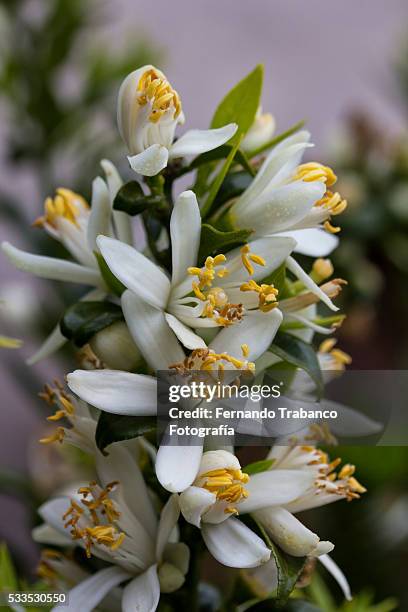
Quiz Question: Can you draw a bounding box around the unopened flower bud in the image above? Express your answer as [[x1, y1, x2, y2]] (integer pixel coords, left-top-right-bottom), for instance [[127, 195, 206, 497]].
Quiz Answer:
[[89, 321, 142, 371], [311, 258, 334, 284], [241, 107, 275, 153], [158, 562, 186, 593]]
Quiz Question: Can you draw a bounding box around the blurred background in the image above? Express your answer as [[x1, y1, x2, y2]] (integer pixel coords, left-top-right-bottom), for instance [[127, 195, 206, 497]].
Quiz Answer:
[[0, 0, 408, 609]]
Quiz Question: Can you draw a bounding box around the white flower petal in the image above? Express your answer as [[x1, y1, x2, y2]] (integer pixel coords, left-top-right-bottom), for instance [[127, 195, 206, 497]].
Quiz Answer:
[[97, 236, 170, 309], [239, 182, 325, 236], [165, 313, 206, 349], [26, 323, 67, 365], [286, 256, 338, 311], [122, 566, 160, 612], [254, 506, 330, 557], [32, 524, 72, 546], [201, 518, 271, 568], [239, 469, 315, 513], [87, 177, 112, 253], [38, 497, 70, 537], [222, 236, 296, 284], [156, 444, 203, 493], [122, 290, 185, 370], [128, 144, 169, 176], [319, 554, 352, 601], [156, 495, 180, 561], [54, 566, 130, 612], [327, 401, 383, 437], [169, 124, 238, 158], [233, 137, 312, 211], [67, 369, 157, 415], [179, 486, 216, 528], [170, 190, 201, 286], [95, 444, 158, 540], [209, 309, 282, 362], [278, 228, 339, 257], [101, 159, 133, 246], [2, 242, 101, 286]]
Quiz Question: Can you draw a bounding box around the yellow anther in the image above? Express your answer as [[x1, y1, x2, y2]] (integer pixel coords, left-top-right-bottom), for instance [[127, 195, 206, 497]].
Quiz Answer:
[[241, 344, 249, 358], [338, 464, 355, 479], [34, 188, 88, 229], [319, 338, 337, 353], [330, 349, 352, 366], [319, 338, 352, 369], [169, 347, 255, 374], [188, 254, 228, 290], [293, 162, 337, 186], [240, 279, 279, 312], [348, 477, 367, 494], [240, 244, 266, 276], [39, 427, 65, 444], [137, 68, 182, 122], [60, 395, 75, 415], [199, 467, 250, 514], [47, 410, 66, 422]]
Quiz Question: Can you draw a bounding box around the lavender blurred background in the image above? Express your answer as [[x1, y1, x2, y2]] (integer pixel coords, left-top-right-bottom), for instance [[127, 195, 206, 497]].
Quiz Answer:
[[1, 0, 408, 573]]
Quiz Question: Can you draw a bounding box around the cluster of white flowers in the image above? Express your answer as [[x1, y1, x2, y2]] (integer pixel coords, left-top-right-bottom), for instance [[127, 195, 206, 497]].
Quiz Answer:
[[2, 64, 380, 611]]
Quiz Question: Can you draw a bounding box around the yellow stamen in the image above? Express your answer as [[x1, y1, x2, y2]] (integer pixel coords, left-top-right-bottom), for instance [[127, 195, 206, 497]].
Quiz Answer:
[[240, 279, 279, 312], [241, 344, 249, 358], [34, 188, 88, 229], [293, 162, 337, 186], [137, 68, 182, 122], [240, 244, 266, 276], [39, 427, 65, 444], [199, 467, 250, 515]]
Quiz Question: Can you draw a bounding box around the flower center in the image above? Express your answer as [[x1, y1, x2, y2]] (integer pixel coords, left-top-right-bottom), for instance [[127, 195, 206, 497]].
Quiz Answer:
[[198, 467, 250, 515], [33, 188, 88, 229], [62, 481, 125, 558], [137, 68, 182, 123]]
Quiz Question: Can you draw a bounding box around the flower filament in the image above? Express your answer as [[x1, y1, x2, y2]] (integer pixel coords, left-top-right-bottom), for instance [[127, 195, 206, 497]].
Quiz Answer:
[[240, 279, 279, 312]]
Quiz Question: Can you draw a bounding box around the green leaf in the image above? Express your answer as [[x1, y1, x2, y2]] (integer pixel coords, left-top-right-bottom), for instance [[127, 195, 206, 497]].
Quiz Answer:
[[243, 458, 275, 475], [268, 332, 323, 396], [211, 65, 264, 145], [113, 181, 165, 215], [200, 137, 243, 218], [95, 252, 126, 297], [0, 543, 18, 591], [96, 412, 156, 453], [190, 146, 255, 176], [198, 224, 252, 264], [60, 301, 124, 347]]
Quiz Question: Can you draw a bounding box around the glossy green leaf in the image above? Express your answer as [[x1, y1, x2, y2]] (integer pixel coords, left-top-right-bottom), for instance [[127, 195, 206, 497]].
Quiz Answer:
[[243, 458, 275, 475], [190, 146, 255, 176], [211, 170, 253, 212], [198, 224, 252, 264], [268, 332, 323, 396], [60, 301, 124, 347], [96, 412, 156, 453], [201, 137, 243, 218], [95, 251, 126, 297], [211, 65, 264, 145], [113, 180, 165, 215]]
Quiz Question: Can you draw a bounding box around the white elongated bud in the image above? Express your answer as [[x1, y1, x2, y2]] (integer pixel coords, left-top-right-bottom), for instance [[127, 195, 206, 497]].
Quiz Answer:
[[241, 107, 275, 153], [89, 321, 142, 370], [117, 64, 184, 155]]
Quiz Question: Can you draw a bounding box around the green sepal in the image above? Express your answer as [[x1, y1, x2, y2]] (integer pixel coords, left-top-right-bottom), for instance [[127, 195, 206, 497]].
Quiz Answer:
[[113, 180, 165, 215], [243, 458, 275, 475], [95, 251, 126, 297], [96, 412, 156, 453], [60, 301, 124, 347], [268, 332, 323, 396]]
